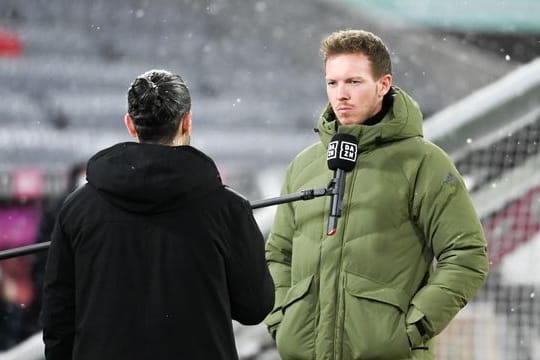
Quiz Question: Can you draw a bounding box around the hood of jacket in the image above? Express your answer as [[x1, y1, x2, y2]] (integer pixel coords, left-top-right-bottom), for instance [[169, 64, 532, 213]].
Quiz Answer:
[[86, 142, 222, 214], [317, 87, 424, 152]]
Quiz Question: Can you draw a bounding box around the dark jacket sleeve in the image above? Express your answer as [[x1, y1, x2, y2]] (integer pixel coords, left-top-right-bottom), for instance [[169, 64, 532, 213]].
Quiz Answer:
[[225, 198, 275, 325], [41, 214, 75, 360]]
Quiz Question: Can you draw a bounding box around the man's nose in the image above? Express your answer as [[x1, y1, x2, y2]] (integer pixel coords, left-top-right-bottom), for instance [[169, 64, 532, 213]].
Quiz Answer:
[[337, 84, 350, 100]]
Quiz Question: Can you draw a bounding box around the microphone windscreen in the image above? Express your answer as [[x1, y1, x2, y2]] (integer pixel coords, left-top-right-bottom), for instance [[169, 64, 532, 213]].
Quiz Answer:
[[327, 133, 358, 172]]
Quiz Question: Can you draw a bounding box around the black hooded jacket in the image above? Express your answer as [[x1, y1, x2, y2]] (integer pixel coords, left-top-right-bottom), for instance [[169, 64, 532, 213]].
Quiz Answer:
[[41, 142, 274, 360]]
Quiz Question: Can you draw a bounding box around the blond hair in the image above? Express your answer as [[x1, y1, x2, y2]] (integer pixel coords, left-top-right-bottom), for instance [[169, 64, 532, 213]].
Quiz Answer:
[[321, 30, 392, 78]]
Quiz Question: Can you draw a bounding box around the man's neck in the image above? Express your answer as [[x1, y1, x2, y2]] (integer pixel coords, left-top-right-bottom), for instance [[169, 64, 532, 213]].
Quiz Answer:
[[363, 92, 394, 126]]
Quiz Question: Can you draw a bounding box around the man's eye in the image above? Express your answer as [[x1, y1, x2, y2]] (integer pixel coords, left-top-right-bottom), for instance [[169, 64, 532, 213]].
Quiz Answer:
[[327, 81, 336, 86]]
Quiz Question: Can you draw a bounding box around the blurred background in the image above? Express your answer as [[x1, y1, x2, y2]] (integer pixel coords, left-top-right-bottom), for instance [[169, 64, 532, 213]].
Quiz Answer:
[[0, 0, 539, 359]]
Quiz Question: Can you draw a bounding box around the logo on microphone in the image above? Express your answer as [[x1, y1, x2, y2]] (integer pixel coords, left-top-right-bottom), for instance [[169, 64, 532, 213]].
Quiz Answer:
[[327, 140, 357, 163], [327, 141, 338, 160]]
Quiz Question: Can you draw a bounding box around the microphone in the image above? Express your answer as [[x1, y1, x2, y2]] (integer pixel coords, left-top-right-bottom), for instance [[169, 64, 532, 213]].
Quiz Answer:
[[326, 133, 358, 236]]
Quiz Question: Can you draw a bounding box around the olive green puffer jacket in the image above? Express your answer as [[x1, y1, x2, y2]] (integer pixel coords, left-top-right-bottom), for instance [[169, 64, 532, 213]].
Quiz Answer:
[[264, 87, 489, 360]]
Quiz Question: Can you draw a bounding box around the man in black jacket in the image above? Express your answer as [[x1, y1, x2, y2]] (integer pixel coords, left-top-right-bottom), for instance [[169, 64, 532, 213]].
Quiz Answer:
[[41, 69, 275, 360]]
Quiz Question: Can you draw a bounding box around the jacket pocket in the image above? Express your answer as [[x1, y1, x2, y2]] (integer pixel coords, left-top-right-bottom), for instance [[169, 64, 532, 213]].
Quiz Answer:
[[275, 275, 315, 359], [343, 272, 411, 360], [265, 309, 282, 340]]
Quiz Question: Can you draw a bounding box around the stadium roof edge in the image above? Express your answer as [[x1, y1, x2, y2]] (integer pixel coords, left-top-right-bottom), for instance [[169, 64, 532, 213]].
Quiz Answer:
[[424, 57, 540, 157]]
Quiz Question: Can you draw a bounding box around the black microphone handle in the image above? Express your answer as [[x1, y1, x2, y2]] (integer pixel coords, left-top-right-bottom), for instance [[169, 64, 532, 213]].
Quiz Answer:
[[327, 168, 346, 236], [0, 187, 332, 261]]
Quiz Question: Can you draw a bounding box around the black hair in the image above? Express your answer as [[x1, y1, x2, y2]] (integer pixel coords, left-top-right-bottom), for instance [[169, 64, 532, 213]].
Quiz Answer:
[[127, 69, 191, 144]]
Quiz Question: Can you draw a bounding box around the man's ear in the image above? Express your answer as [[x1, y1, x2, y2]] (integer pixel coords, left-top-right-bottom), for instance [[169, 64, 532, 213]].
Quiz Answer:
[[124, 114, 139, 139], [180, 112, 192, 136], [378, 74, 393, 98]]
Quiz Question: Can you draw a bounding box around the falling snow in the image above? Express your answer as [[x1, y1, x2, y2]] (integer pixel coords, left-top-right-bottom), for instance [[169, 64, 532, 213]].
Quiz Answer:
[[0, 1, 538, 359]]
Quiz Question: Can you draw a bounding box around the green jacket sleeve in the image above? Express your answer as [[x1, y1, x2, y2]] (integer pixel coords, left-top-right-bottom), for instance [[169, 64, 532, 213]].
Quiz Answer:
[[409, 145, 489, 340], [264, 164, 296, 338]]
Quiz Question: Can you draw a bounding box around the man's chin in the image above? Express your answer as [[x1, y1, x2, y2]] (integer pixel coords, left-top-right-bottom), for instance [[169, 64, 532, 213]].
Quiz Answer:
[[337, 116, 364, 126]]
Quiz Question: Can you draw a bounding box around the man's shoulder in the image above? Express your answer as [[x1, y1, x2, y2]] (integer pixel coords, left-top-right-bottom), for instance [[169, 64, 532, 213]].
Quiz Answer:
[[396, 136, 451, 160], [398, 138, 461, 182], [208, 185, 252, 213], [281, 141, 328, 190], [415, 138, 454, 163], [59, 184, 91, 211], [289, 142, 325, 168], [222, 185, 249, 203], [55, 184, 99, 228]]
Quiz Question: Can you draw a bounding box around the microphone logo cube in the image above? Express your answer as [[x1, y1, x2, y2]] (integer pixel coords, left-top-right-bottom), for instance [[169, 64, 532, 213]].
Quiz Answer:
[[327, 141, 338, 161], [340, 142, 357, 163]]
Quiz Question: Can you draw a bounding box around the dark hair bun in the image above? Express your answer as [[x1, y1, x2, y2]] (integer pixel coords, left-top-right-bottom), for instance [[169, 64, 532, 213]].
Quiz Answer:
[[129, 77, 162, 115]]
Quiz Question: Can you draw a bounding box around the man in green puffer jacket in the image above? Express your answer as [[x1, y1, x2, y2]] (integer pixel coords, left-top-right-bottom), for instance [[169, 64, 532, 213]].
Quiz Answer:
[[264, 29, 489, 360]]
